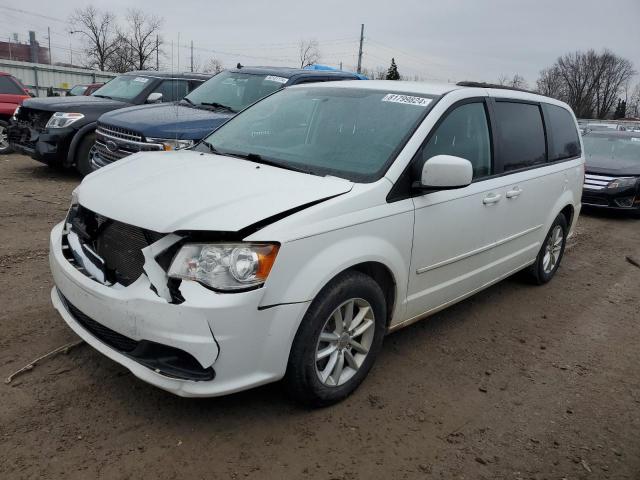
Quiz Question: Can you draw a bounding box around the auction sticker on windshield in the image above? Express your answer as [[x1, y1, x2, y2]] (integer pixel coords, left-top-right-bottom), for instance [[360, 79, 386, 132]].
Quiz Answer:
[[265, 75, 288, 84], [133, 77, 150, 83], [382, 93, 431, 106]]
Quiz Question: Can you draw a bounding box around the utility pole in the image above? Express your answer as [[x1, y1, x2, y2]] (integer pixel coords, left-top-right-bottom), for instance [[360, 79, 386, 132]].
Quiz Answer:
[[339, 61, 343, 70], [156, 35, 159, 70], [7, 36, 12, 61], [356, 23, 364, 74], [47, 27, 52, 64], [190, 40, 193, 72]]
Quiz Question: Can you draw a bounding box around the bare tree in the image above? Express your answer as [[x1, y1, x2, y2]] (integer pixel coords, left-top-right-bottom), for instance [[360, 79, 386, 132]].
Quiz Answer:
[[536, 66, 566, 99], [69, 6, 119, 71], [592, 51, 635, 119], [203, 58, 224, 74], [298, 39, 321, 68], [121, 9, 162, 71], [537, 50, 636, 118], [106, 34, 136, 73], [497, 74, 528, 89]]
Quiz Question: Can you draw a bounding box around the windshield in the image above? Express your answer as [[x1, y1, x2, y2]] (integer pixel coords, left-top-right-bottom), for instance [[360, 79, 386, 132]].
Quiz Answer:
[[202, 87, 436, 182], [68, 85, 88, 96], [184, 71, 288, 112], [583, 135, 640, 162], [91, 75, 152, 101]]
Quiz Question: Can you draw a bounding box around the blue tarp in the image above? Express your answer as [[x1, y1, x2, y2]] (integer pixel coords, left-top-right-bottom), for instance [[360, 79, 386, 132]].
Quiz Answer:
[[303, 64, 368, 80]]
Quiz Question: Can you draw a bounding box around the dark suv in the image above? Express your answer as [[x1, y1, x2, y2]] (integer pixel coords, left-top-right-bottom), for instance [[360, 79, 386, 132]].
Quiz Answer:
[[91, 66, 361, 170], [8, 71, 210, 174]]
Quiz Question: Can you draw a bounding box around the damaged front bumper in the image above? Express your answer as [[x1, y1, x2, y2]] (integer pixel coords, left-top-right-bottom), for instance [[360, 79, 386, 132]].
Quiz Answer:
[[49, 221, 310, 397]]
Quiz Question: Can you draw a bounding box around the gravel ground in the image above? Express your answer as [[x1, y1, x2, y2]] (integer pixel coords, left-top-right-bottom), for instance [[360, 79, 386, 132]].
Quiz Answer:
[[1, 153, 639, 480]]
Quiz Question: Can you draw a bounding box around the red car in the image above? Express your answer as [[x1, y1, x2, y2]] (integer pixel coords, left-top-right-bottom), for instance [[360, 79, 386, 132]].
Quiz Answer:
[[0, 72, 30, 154], [67, 83, 104, 97]]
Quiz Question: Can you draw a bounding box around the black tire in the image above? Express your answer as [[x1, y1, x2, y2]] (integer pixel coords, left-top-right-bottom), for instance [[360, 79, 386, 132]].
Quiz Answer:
[[0, 119, 13, 155], [527, 213, 568, 285], [74, 132, 95, 176], [284, 271, 387, 407]]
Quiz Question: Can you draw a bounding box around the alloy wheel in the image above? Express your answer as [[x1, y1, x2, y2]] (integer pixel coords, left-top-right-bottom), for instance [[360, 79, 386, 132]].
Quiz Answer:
[[542, 225, 564, 274], [315, 298, 376, 387], [0, 125, 8, 152]]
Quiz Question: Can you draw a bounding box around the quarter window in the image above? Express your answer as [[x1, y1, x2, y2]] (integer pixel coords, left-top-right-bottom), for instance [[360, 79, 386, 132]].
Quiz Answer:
[[420, 102, 492, 179], [544, 104, 581, 161], [0, 75, 24, 95], [494, 101, 546, 172]]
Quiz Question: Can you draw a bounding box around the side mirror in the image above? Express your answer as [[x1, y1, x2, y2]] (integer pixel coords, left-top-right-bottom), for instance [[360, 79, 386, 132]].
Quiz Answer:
[[146, 92, 163, 104], [415, 155, 473, 191]]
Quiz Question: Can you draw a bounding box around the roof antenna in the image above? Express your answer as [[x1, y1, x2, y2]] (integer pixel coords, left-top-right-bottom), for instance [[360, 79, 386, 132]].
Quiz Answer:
[[237, 63, 243, 69]]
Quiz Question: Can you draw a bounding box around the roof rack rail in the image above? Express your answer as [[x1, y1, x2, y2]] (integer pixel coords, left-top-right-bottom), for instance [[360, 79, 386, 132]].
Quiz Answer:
[[456, 81, 537, 95]]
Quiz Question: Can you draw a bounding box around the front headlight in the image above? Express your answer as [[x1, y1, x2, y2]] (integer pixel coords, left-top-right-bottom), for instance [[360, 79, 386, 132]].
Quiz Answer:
[[11, 106, 20, 121], [147, 137, 195, 151], [168, 243, 279, 291], [46, 112, 85, 129], [606, 177, 638, 189]]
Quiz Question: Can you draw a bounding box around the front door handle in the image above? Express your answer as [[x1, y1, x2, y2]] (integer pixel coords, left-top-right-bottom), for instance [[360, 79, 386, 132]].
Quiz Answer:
[[483, 192, 502, 205], [506, 186, 523, 199]]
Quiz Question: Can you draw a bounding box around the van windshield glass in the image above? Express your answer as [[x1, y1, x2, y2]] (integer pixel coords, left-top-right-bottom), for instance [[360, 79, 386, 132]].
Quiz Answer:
[[92, 75, 152, 101], [583, 135, 640, 162], [184, 71, 287, 113], [202, 87, 435, 182]]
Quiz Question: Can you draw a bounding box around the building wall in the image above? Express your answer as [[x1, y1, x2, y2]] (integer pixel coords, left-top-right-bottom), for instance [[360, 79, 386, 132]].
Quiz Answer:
[[0, 41, 49, 64]]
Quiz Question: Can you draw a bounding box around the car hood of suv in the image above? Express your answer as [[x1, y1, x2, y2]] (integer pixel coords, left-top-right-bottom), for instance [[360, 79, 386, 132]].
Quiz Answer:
[[78, 150, 353, 233], [23, 95, 130, 113], [99, 103, 235, 140], [585, 155, 640, 176]]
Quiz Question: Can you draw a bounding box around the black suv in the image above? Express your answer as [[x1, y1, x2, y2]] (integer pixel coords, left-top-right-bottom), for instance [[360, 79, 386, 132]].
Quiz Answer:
[[8, 71, 211, 174], [91, 66, 362, 170]]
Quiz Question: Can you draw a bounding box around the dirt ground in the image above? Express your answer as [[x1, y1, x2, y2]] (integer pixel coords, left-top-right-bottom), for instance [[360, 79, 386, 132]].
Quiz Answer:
[[0, 153, 639, 480]]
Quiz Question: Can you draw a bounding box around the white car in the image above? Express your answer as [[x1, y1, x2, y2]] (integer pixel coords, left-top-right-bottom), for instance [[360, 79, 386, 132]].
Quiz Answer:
[[49, 80, 584, 406]]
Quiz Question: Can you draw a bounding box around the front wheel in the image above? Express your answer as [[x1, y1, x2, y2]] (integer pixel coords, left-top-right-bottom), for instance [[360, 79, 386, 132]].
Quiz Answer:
[[527, 213, 568, 284], [284, 271, 387, 407], [75, 132, 95, 176], [0, 120, 13, 155]]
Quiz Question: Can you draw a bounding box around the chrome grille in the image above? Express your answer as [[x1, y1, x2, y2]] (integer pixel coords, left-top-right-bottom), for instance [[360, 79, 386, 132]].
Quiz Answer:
[[584, 173, 615, 190], [96, 123, 143, 142]]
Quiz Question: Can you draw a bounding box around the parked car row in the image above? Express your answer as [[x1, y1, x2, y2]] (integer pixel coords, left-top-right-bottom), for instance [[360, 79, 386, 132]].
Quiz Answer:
[[44, 78, 587, 405], [7, 66, 361, 175]]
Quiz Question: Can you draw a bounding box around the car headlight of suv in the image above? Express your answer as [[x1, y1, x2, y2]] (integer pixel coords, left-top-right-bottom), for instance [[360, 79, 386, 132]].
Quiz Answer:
[[168, 243, 279, 291], [46, 112, 85, 129], [606, 177, 638, 189], [11, 105, 20, 121], [147, 138, 195, 151]]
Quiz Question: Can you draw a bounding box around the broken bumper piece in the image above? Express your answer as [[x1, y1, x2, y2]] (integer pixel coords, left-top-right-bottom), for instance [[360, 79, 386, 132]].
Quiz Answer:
[[49, 221, 310, 397]]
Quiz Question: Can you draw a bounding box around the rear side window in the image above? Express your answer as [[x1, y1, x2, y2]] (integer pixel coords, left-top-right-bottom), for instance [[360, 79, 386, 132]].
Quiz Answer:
[[544, 104, 581, 161], [494, 101, 546, 172], [0, 76, 24, 95]]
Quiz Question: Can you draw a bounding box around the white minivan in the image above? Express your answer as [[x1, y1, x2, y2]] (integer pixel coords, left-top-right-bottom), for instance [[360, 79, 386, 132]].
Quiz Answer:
[[50, 81, 583, 405]]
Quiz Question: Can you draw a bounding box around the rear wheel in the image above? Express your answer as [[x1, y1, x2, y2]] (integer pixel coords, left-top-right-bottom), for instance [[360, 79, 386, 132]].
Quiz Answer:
[[527, 213, 568, 284], [284, 271, 386, 407], [75, 132, 95, 176], [0, 120, 13, 155]]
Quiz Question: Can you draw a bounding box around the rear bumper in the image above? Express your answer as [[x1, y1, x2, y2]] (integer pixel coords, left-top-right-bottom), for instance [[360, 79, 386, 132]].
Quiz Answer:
[[49, 222, 310, 397]]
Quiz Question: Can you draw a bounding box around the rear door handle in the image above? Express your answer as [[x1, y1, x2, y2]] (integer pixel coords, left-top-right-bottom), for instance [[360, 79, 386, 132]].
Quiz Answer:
[[506, 187, 523, 199], [483, 193, 502, 205]]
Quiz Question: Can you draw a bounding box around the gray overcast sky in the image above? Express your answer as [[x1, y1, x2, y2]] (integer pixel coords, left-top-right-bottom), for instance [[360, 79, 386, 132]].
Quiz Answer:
[[1, 0, 639, 87]]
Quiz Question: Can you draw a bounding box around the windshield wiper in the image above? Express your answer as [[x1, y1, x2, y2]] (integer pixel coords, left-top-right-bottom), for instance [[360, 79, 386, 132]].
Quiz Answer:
[[223, 151, 315, 175], [93, 94, 113, 99], [199, 102, 236, 113], [181, 97, 195, 106]]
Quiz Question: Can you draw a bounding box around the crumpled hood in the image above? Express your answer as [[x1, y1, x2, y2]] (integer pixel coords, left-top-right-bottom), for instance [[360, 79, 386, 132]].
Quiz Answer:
[[23, 95, 129, 112], [77, 150, 353, 233], [585, 155, 640, 176], [99, 103, 233, 140]]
